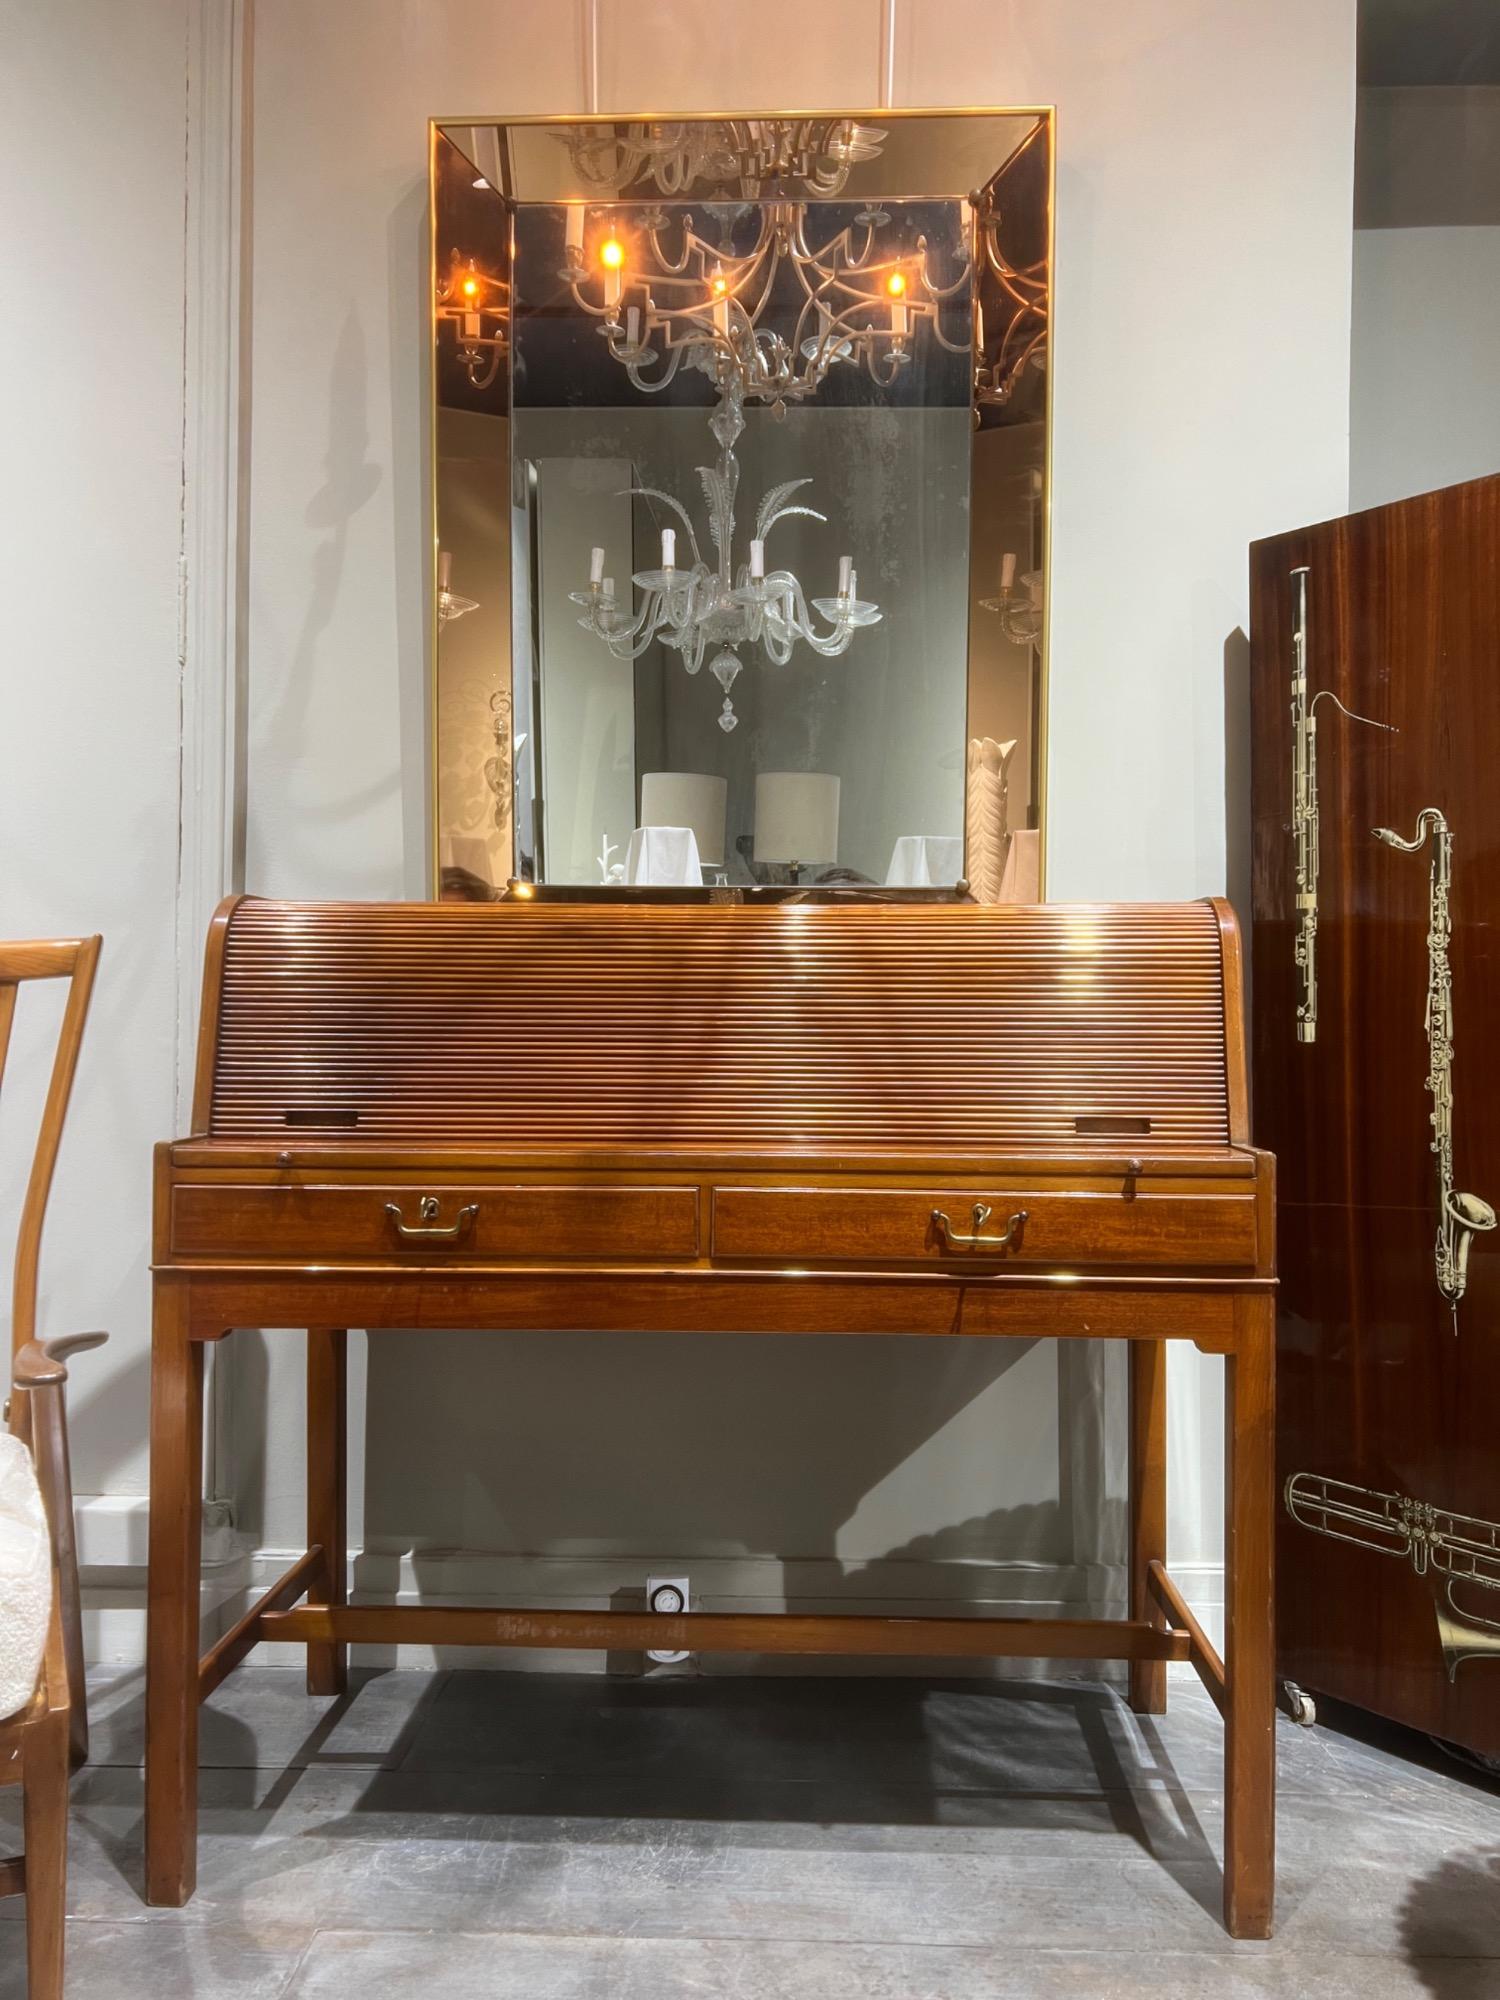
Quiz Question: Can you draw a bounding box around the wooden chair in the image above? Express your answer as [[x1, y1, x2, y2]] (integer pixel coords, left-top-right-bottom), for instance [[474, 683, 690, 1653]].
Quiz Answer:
[[0, 934, 104, 1999]]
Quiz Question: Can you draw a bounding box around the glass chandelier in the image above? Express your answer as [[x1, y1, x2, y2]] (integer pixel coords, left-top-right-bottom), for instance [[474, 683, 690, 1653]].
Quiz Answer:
[[980, 552, 1043, 649], [558, 118, 888, 200], [435, 251, 509, 390], [568, 380, 879, 733], [560, 203, 972, 414]]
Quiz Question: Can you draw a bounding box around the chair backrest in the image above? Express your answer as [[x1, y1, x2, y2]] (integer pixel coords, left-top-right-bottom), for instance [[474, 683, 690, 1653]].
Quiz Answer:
[[0, 938, 102, 1359]]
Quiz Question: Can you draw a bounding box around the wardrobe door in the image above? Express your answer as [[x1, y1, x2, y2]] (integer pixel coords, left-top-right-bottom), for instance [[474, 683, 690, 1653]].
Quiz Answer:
[[1251, 472, 1500, 1757]]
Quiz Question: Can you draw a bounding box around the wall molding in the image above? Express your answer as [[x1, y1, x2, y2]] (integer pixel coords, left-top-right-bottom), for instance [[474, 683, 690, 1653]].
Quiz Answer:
[[178, 0, 252, 1503]]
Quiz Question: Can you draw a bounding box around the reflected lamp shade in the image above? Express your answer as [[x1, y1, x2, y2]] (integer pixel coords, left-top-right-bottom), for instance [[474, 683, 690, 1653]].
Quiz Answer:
[[754, 772, 840, 865], [639, 771, 727, 867]]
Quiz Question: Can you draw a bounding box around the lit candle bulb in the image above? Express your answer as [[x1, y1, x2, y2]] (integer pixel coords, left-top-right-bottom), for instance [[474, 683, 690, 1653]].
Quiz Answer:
[[887, 269, 908, 338], [711, 268, 730, 337], [838, 554, 853, 598], [662, 527, 676, 570], [1001, 551, 1017, 592], [565, 205, 585, 255], [601, 233, 624, 310], [589, 545, 605, 586], [749, 538, 765, 579]]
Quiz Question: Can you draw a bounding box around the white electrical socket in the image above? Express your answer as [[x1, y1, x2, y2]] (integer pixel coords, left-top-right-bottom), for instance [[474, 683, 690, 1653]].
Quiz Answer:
[[646, 1574, 691, 1665]]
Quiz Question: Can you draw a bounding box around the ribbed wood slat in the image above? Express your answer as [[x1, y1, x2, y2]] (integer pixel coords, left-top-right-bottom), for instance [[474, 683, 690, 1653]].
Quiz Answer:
[[204, 899, 1231, 1155]]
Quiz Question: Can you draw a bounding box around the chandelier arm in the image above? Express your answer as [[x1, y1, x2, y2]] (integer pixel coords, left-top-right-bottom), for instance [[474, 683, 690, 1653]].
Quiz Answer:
[[598, 596, 672, 662], [920, 255, 977, 303], [646, 217, 698, 276], [620, 344, 689, 394], [928, 309, 975, 357], [464, 347, 504, 391], [568, 279, 628, 321], [763, 572, 859, 658]]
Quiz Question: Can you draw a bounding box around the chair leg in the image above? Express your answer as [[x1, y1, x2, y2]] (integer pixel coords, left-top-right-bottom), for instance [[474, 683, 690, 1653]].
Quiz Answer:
[[1128, 1338, 1168, 1715], [22, 1706, 69, 2000], [306, 1328, 348, 1697], [1223, 1295, 1276, 1939]]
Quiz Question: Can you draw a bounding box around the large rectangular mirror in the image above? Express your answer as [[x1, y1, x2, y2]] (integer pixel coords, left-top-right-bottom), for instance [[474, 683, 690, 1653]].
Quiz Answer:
[[431, 110, 1050, 898]]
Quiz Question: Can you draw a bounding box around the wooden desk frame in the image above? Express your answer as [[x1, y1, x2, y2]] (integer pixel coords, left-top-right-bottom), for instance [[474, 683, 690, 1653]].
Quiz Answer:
[[144, 897, 1276, 1940], [146, 1227, 1275, 1938]]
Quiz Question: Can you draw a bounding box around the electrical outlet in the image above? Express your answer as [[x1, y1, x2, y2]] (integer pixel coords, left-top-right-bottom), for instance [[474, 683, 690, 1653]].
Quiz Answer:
[[646, 1574, 691, 1664]]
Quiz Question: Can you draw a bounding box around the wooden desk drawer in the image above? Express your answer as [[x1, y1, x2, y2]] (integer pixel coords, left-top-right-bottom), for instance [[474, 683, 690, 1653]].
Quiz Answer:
[[711, 1187, 1257, 1269], [170, 1184, 700, 1262]]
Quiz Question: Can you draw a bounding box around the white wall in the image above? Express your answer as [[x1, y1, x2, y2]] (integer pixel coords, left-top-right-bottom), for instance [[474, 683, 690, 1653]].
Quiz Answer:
[[0, 3, 190, 1559], [231, 0, 1356, 1655], [0, 1, 1356, 1657]]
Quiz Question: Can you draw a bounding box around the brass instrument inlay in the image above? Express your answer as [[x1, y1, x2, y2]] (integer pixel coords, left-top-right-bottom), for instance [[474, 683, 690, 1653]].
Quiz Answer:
[[1285, 1471, 1500, 1678], [1373, 807, 1495, 1314], [1289, 565, 1393, 1044]]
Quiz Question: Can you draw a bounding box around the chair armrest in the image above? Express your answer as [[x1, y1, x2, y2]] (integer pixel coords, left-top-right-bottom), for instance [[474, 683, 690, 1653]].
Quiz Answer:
[[12, 1331, 108, 1391]]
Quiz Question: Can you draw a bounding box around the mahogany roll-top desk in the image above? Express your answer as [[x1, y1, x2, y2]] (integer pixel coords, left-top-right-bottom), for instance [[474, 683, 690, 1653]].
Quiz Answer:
[[146, 893, 1277, 1936]]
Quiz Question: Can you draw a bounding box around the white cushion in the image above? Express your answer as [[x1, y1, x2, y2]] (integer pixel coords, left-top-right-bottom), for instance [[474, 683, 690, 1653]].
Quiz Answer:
[[0, 1431, 51, 1720]]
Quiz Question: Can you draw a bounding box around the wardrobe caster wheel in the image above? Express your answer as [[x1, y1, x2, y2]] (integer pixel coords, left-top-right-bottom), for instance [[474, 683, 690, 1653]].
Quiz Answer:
[[1279, 1679, 1316, 1727]]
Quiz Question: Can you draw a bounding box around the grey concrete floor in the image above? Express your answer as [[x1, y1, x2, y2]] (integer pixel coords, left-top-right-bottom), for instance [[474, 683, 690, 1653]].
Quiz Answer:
[[1, 1665, 1497, 1997]]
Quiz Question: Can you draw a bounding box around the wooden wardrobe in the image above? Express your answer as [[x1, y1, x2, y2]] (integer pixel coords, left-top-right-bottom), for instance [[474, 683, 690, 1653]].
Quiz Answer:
[[1250, 471, 1500, 1758]]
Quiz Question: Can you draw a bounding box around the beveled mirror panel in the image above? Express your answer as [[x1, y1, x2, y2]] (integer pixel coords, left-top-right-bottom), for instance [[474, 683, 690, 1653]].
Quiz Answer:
[[431, 111, 1050, 897]]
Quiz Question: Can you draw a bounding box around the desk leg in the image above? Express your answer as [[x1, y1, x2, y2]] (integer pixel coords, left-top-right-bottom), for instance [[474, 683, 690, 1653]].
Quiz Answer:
[[1224, 1296, 1276, 1939], [145, 1282, 204, 1907], [1128, 1338, 1168, 1715], [306, 1328, 348, 1697]]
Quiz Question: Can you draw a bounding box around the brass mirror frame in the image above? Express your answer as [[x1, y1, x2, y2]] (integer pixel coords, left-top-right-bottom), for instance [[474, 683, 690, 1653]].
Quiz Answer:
[[426, 105, 1055, 898]]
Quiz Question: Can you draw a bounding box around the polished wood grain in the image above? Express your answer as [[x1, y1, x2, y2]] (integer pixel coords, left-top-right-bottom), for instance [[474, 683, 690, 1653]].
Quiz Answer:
[[202, 899, 1236, 1156], [147, 893, 1277, 1937], [1, 935, 101, 1355], [1224, 1294, 1276, 1940], [1251, 472, 1500, 1763], [712, 1185, 1259, 1267], [261, 1605, 1193, 1662], [170, 1182, 702, 1262], [1128, 1339, 1168, 1714], [1147, 1558, 1226, 1716], [197, 1549, 322, 1703], [145, 1281, 204, 1907], [306, 1330, 347, 1696], [0, 1337, 107, 2000], [0, 936, 105, 2000]]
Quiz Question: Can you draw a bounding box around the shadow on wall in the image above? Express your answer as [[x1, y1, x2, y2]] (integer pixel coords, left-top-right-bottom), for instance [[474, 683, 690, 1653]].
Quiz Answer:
[[360, 1329, 1057, 1570], [251, 309, 392, 883], [337, 1326, 1127, 1652]]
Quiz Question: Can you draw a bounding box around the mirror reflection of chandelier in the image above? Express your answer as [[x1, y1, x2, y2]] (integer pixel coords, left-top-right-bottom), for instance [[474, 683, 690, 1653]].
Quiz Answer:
[[980, 552, 1043, 649], [568, 381, 880, 733], [436, 550, 479, 624], [436, 250, 509, 389], [561, 203, 972, 414], [559, 118, 888, 199]]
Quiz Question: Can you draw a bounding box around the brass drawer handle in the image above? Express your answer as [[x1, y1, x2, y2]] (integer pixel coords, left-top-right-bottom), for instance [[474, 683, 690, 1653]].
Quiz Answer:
[[931, 1203, 1028, 1252], [385, 1195, 479, 1242]]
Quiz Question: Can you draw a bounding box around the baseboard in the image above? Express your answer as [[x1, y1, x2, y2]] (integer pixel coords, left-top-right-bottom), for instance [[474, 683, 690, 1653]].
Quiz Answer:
[[83, 1539, 1226, 1673]]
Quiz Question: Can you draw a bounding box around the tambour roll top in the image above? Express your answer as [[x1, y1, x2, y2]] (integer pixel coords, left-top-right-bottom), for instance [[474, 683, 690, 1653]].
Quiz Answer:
[[194, 897, 1241, 1159]]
